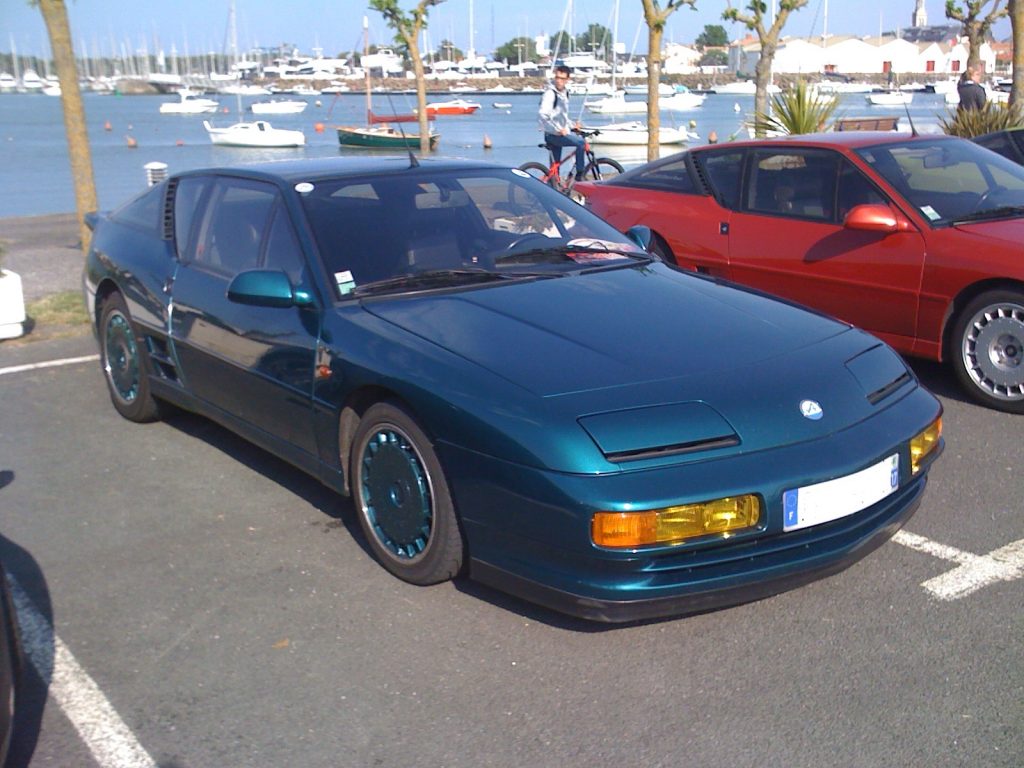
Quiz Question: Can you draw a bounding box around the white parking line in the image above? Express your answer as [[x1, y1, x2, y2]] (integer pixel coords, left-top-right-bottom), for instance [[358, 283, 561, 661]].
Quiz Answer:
[[0, 354, 99, 377], [893, 530, 1024, 600], [8, 575, 157, 768]]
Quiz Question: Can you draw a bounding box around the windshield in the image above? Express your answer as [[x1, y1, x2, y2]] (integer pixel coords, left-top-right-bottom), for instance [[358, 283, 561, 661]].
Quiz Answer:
[[297, 167, 646, 298], [855, 137, 1024, 226]]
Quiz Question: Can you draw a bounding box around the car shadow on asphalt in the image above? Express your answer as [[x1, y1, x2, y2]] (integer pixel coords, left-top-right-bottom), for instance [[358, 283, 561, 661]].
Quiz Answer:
[[158, 408, 678, 632], [903, 356, 971, 407]]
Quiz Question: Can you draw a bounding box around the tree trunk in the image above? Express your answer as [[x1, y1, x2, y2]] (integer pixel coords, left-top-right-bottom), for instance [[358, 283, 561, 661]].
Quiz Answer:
[[39, 0, 97, 255], [646, 25, 663, 162], [1011, 0, 1024, 107], [408, 40, 432, 153], [753, 48, 774, 138], [966, 23, 984, 72]]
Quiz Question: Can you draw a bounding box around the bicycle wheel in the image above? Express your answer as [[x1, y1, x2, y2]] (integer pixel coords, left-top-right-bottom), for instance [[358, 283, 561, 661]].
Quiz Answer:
[[583, 157, 625, 182], [516, 162, 553, 186]]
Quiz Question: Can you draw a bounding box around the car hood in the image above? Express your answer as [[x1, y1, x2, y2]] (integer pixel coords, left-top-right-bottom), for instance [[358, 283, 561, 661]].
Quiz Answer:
[[952, 217, 1024, 250], [360, 265, 920, 468], [362, 264, 846, 398]]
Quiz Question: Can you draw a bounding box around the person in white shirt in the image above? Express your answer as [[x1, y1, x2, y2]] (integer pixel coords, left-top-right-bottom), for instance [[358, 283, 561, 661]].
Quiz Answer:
[[538, 65, 585, 180]]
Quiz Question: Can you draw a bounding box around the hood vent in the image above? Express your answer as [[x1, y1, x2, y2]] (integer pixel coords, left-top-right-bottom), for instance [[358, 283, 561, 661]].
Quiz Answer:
[[579, 402, 739, 463], [845, 344, 913, 405]]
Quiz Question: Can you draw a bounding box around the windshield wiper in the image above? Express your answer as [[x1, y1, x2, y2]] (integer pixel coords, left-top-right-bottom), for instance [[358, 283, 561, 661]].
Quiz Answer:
[[951, 205, 1024, 225], [496, 244, 651, 266], [353, 268, 523, 296]]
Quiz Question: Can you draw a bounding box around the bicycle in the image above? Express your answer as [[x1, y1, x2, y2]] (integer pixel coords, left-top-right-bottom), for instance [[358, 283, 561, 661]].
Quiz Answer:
[[518, 128, 624, 197]]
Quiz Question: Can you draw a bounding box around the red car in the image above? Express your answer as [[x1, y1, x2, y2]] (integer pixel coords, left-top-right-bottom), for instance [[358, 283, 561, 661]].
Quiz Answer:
[[576, 132, 1024, 413]]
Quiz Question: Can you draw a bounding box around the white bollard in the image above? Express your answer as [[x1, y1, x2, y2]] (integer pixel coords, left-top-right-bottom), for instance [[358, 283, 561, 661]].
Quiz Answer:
[[144, 161, 168, 186]]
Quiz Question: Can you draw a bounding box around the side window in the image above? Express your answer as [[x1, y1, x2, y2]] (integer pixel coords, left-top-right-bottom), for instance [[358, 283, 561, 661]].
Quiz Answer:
[[174, 177, 207, 259], [625, 156, 698, 194], [193, 179, 277, 276], [697, 150, 745, 209], [262, 203, 306, 285], [746, 149, 837, 222], [110, 183, 163, 232], [837, 160, 888, 220]]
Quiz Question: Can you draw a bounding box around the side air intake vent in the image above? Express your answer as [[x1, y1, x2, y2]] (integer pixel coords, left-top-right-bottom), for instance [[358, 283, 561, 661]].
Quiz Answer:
[[162, 178, 177, 241]]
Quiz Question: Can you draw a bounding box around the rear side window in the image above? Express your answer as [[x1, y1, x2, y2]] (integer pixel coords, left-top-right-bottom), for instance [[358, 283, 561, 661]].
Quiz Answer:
[[192, 179, 278, 276], [174, 177, 208, 258], [619, 156, 698, 194], [696, 150, 744, 209], [110, 183, 163, 232]]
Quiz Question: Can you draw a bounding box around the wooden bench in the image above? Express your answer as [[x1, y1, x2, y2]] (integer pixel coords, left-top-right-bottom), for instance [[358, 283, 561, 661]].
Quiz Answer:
[[835, 116, 900, 132]]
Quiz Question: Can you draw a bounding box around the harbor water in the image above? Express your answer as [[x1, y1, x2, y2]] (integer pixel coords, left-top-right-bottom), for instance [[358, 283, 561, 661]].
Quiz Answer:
[[0, 89, 954, 217]]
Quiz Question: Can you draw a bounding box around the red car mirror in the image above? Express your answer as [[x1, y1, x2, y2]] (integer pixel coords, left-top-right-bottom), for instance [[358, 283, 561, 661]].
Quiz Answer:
[[843, 204, 905, 233]]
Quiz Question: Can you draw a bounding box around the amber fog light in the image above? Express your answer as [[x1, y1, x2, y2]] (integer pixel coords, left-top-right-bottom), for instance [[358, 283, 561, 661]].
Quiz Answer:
[[592, 495, 761, 548], [910, 417, 942, 474]]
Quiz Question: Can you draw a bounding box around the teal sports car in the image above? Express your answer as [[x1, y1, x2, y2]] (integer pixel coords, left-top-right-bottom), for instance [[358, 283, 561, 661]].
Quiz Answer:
[[83, 157, 943, 622]]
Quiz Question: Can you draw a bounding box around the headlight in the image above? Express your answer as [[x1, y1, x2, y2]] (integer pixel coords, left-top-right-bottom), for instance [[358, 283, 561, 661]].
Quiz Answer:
[[592, 495, 761, 549], [910, 417, 942, 474]]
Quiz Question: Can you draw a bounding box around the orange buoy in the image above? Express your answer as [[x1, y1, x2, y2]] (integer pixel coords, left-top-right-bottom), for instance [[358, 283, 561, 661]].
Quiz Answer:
[[314, 122, 325, 133], [222, 106, 229, 113], [125, 135, 138, 148], [483, 133, 492, 149], [103, 120, 112, 131], [176, 139, 184, 146]]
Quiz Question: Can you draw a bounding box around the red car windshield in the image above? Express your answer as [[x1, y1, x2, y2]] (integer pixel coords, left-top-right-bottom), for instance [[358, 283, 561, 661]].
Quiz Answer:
[[855, 138, 1024, 225]]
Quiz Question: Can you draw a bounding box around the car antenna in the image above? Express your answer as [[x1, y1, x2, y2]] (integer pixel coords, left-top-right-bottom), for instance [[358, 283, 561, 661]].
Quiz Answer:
[[383, 90, 419, 167], [901, 96, 918, 137]]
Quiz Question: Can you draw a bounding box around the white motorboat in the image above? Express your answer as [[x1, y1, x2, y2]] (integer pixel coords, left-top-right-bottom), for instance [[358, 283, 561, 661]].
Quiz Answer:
[[587, 121, 694, 146], [585, 91, 647, 114], [660, 91, 706, 111], [711, 80, 781, 95], [866, 91, 913, 106], [250, 98, 308, 115], [623, 82, 674, 96], [160, 90, 220, 114], [203, 120, 306, 147], [219, 83, 272, 96]]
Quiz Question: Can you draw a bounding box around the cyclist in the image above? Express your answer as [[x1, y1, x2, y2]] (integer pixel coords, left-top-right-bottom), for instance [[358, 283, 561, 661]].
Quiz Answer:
[[538, 65, 586, 182]]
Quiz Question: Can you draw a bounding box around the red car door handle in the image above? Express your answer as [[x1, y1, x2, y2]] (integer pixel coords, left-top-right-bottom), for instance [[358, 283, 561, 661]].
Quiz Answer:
[[719, 222, 729, 235]]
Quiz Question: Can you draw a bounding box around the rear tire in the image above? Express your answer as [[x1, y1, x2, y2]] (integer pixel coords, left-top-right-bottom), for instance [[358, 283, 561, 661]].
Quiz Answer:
[[516, 161, 552, 186], [99, 293, 161, 423], [949, 289, 1024, 413]]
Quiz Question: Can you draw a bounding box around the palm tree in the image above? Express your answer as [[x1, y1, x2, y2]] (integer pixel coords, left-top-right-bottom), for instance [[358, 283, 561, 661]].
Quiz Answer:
[[640, 0, 697, 162], [370, 0, 445, 154], [35, 0, 97, 254], [754, 80, 839, 136]]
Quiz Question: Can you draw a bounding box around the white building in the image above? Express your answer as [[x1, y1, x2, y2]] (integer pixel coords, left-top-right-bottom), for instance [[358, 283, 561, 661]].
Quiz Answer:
[[662, 43, 702, 75]]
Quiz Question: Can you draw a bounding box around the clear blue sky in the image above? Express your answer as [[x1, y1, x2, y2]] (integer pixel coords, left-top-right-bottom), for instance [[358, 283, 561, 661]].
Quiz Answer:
[[3, 1, 1014, 60]]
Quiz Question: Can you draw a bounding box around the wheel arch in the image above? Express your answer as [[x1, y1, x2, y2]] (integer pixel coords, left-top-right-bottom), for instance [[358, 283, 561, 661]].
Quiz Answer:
[[337, 385, 419, 497], [92, 277, 123, 328], [939, 277, 1024, 363]]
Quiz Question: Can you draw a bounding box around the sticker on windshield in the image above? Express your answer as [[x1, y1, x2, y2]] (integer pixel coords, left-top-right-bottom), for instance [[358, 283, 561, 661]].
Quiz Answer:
[[511, 168, 531, 178], [334, 270, 355, 296], [920, 205, 941, 221], [295, 182, 315, 195]]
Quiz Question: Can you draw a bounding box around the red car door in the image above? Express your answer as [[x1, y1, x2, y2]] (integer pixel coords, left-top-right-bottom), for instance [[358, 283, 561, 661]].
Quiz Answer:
[[721, 147, 928, 351]]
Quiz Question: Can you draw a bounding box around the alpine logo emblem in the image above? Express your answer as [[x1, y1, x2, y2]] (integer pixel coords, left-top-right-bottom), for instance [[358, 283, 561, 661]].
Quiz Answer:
[[800, 400, 824, 420]]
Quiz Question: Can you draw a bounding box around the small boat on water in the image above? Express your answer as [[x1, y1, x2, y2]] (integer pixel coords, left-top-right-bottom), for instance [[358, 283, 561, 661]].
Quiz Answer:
[[586, 121, 693, 146], [585, 91, 646, 114], [336, 124, 440, 149], [866, 90, 913, 106], [492, 102, 512, 109], [203, 120, 305, 147], [159, 90, 220, 114], [250, 98, 308, 115], [423, 98, 481, 116], [660, 91, 706, 111]]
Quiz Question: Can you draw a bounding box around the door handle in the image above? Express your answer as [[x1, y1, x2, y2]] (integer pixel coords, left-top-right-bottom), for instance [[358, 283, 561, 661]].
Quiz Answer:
[[719, 222, 729, 235]]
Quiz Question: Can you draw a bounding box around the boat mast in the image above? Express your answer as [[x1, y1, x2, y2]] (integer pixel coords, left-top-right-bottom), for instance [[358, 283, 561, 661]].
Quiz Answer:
[[363, 16, 371, 124]]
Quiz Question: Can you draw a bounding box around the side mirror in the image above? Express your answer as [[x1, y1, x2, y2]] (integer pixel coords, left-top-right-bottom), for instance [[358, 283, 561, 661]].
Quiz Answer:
[[227, 269, 314, 308], [626, 225, 654, 253], [843, 204, 905, 234]]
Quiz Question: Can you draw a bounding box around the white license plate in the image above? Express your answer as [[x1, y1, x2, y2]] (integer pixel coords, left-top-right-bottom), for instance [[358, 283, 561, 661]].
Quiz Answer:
[[783, 454, 900, 532]]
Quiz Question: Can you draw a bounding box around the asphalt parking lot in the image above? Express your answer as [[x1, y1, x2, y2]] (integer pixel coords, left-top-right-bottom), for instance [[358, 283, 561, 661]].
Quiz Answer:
[[1, 328, 1021, 768]]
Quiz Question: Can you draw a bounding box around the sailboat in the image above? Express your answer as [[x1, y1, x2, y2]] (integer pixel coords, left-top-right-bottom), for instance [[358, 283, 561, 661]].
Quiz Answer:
[[337, 17, 439, 150]]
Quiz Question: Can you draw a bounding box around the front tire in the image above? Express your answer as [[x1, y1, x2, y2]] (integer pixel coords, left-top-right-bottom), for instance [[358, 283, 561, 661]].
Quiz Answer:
[[583, 157, 624, 182], [99, 293, 161, 423], [950, 289, 1024, 413], [350, 402, 464, 585]]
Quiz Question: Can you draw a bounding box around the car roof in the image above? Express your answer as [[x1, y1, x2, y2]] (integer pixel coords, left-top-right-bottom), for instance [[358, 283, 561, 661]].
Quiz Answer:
[[697, 131, 956, 152], [173, 155, 504, 184]]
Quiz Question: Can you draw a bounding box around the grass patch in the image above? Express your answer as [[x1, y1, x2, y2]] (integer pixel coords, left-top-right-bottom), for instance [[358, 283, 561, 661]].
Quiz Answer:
[[26, 290, 90, 327]]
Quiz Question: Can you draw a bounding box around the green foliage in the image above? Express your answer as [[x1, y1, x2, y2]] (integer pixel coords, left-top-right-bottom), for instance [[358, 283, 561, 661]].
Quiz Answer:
[[576, 23, 613, 58], [696, 24, 728, 48], [939, 101, 1024, 137], [494, 36, 537, 63], [754, 80, 839, 135], [699, 49, 729, 66], [945, 0, 1010, 26]]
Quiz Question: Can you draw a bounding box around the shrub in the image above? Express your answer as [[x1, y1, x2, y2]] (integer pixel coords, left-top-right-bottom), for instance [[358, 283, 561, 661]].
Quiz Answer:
[[939, 101, 1024, 138], [754, 80, 839, 136]]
